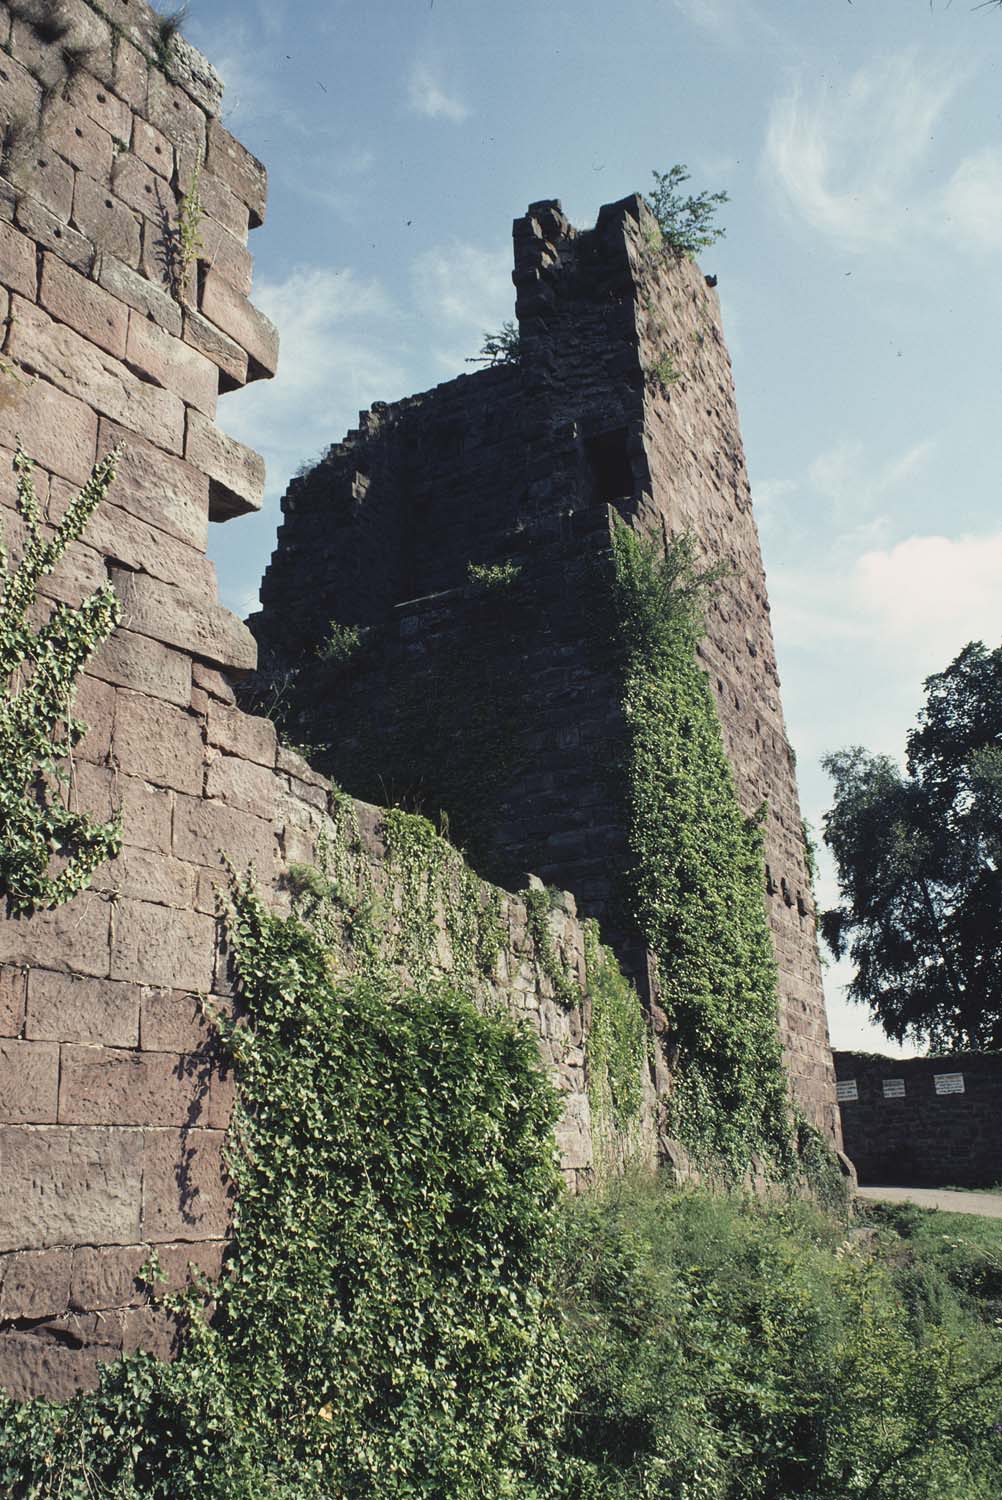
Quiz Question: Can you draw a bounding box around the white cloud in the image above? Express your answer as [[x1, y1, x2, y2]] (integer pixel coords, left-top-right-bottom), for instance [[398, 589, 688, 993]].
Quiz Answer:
[[672, 0, 741, 37], [763, 51, 964, 249], [407, 59, 469, 123], [855, 532, 1002, 654], [942, 145, 1002, 253], [411, 241, 513, 372]]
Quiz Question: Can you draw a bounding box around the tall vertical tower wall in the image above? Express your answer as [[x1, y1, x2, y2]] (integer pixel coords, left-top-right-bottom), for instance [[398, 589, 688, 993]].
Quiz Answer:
[[253, 195, 841, 1143]]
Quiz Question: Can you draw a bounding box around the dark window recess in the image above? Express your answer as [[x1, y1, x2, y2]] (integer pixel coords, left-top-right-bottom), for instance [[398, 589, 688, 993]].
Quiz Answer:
[[585, 428, 633, 503]]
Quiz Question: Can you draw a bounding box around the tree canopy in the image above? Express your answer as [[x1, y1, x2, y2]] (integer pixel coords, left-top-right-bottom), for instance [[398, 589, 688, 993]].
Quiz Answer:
[[821, 641, 1002, 1053]]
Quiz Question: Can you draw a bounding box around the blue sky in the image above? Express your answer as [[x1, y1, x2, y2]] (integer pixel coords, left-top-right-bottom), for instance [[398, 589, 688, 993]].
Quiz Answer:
[[187, 0, 1002, 1056]]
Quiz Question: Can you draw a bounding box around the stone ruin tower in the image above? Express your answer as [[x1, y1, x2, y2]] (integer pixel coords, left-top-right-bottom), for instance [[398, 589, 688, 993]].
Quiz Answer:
[[251, 194, 841, 1142]]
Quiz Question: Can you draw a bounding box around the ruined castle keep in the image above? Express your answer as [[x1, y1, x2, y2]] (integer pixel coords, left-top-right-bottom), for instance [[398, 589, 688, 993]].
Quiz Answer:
[[0, 0, 839, 1404], [253, 193, 839, 1141]]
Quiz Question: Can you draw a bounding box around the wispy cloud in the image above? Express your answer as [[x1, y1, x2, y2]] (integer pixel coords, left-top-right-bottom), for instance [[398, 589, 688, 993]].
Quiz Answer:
[[411, 241, 513, 372], [672, 0, 742, 37], [942, 145, 1002, 253], [763, 51, 965, 249], [407, 58, 470, 123], [757, 437, 935, 550]]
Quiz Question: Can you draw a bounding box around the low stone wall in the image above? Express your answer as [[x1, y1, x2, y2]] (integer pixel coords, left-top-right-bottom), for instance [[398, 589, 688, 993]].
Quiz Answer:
[[834, 1050, 1002, 1188]]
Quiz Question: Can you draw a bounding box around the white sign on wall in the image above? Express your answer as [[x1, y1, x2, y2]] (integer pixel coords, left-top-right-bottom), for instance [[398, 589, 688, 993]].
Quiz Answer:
[[934, 1073, 965, 1096], [836, 1079, 858, 1102], [882, 1079, 906, 1099]]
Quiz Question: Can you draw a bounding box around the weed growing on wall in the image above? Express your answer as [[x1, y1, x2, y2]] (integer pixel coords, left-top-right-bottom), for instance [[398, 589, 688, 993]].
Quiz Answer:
[[0, 444, 122, 914], [583, 919, 647, 1137], [648, 164, 728, 257], [607, 524, 793, 1176]]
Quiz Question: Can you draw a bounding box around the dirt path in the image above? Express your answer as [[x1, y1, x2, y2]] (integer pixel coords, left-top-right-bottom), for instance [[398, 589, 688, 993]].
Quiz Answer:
[[856, 1185, 1002, 1219]]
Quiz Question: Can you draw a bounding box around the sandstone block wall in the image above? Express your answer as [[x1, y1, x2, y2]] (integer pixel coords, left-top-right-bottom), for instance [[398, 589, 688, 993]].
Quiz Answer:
[[834, 1051, 1002, 1188], [0, 6, 652, 1400], [252, 194, 841, 1143]]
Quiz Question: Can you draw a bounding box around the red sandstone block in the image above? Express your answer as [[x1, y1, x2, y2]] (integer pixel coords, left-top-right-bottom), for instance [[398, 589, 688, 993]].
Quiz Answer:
[[132, 115, 173, 180], [0, 218, 37, 298], [58, 1044, 209, 1128], [126, 311, 218, 417], [206, 701, 276, 768], [112, 687, 204, 795], [0, 1331, 112, 1401], [200, 270, 277, 379], [98, 418, 208, 550], [185, 409, 265, 518], [98, 845, 198, 910], [112, 151, 175, 227], [96, 253, 182, 337], [70, 1243, 147, 1311], [49, 481, 214, 592], [198, 168, 249, 243], [109, 563, 257, 673], [139, 214, 196, 305], [197, 216, 252, 296], [0, 1039, 59, 1123], [206, 751, 277, 820], [9, 0, 114, 86], [0, 967, 26, 1037], [72, 171, 142, 268], [183, 307, 248, 390], [15, 192, 94, 274], [0, 1247, 72, 1319], [141, 1127, 232, 1241], [0, 1125, 143, 1252], [141, 988, 210, 1052], [116, 774, 173, 856], [39, 252, 128, 358], [26, 970, 140, 1048], [68, 761, 116, 826], [109, 897, 216, 992], [158, 1237, 225, 1291], [113, 36, 148, 105], [192, 661, 235, 704], [168, 35, 223, 117], [146, 69, 207, 159], [0, 45, 42, 121], [87, 624, 191, 708], [20, 146, 74, 222], [43, 97, 114, 180], [0, 891, 111, 977], [0, 365, 98, 484], [172, 792, 276, 875], [206, 118, 266, 227], [95, 0, 159, 55], [8, 296, 186, 453], [65, 74, 132, 145], [72, 671, 115, 763]]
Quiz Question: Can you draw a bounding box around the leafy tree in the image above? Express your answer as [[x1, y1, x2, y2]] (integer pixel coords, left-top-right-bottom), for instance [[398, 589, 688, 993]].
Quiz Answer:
[[467, 320, 520, 367], [648, 164, 729, 256], [821, 641, 1002, 1052]]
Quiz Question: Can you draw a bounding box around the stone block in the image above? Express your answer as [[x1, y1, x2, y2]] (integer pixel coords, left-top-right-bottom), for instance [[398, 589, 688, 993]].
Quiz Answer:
[[95, 0, 159, 56], [0, 1124, 143, 1251], [26, 970, 140, 1048], [140, 987, 227, 1053], [0, 1247, 72, 1319], [0, 890, 111, 977], [39, 252, 129, 357], [0, 1331, 110, 1401], [113, 36, 148, 105], [206, 701, 276, 767], [0, 966, 27, 1037], [112, 688, 204, 795], [200, 270, 277, 379], [65, 74, 132, 145], [112, 151, 175, 227], [72, 670, 115, 763], [131, 115, 174, 180], [109, 564, 257, 673], [0, 1039, 59, 1123], [146, 68, 207, 158], [42, 97, 114, 180], [58, 1044, 215, 1127], [8, 0, 114, 87], [19, 144, 74, 222], [117, 774, 173, 855], [192, 661, 235, 704], [109, 897, 216, 992], [206, 118, 266, 226], [97, 418, 208, 550], [72, 171, 142, 268], [0, 217, 37, 298], [141, 1127, 232, 1241], [205, 752, 276, 819], [197, 217, 252, 296], [167, 35, 223, 116], [126, 311, 218, 417], [15, 190, 95, 273], [8, 296, 186, 453], [99, 844, 197, 910], [185, 409, 264, 518], [198, 168, 249, 243], [70, 1243, 147, 1311], [0, 46, 43, 131], [172, 793, 275, 875], [183, 307, 248, 392], [87, 625, 191, 708], [96, 252, 182, 337]]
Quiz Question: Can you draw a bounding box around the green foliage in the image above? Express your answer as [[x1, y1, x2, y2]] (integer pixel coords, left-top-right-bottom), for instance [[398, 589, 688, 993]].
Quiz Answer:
[[154, 5, 188, 69], [522, 883, 580, 1008], [467, 559, 522, 591], [648, 165, 729, 257], [174, 158, 203, 302], [608, 524, 792, 1176], [316, 618, 363, 666], [648, 350, 682, 389], [0, 873, 568, 1497], [583, 920, 647, 1135], [822, 641, 1002, 1051], [468, 320, 521, 367], [555, 1180, 1002, 1498], [0, 444, 123, 914]]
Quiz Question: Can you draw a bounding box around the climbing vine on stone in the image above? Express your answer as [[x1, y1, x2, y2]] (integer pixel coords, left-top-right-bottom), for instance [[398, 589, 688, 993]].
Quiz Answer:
[[0, 443, 123, 915]]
